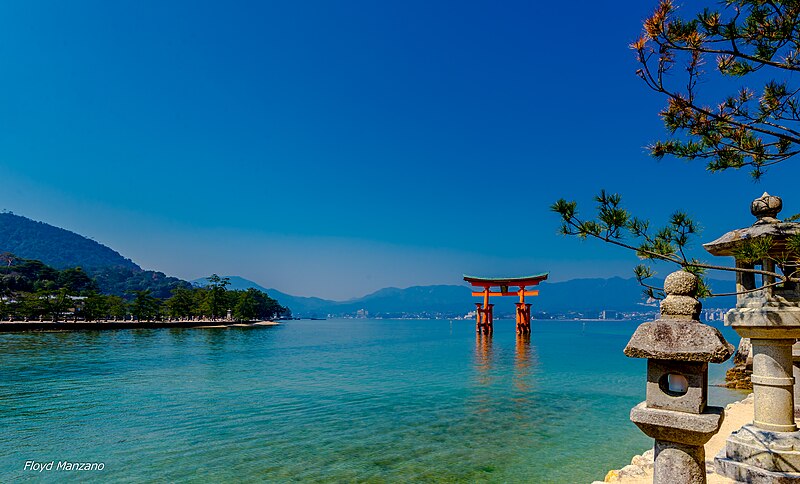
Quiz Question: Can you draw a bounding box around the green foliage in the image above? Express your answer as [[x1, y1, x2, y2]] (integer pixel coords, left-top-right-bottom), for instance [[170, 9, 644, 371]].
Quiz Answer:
[[81, 292, 110, 321], [130, 290, 160, 321], [0, 255, 290, 321], [76, 293, 130, 321], [554, 2, 800, 302], [57, 267, 97, 294], [553, 190, 714, 298], [233, 289, 260, 322], [633, 264, 664, 300], [733, 236, 774, 264], [231, 288, 286, 322], [0, 255, 59, 294], [107, 296, 128, 319], [165, 287, 197, 319], [201, 274, 231, 319], [789, 234, 800, 256], [91, 267, 191, 300], [20, 282, 72, 321], [633, 0, 800, 178]]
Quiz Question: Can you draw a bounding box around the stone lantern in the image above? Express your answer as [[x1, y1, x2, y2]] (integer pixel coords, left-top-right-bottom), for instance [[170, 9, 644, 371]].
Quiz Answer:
[[624, 270, 734, 484], [704, 192, 800, 482]]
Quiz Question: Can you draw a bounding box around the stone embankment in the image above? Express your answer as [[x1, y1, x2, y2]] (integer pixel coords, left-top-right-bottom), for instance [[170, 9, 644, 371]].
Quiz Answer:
[[0, 320, 279, 332], [594, 393, 754, 484]]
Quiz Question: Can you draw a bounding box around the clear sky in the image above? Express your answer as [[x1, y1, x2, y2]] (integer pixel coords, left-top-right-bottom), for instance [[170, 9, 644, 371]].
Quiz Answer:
[[1, 1, 799, 299]]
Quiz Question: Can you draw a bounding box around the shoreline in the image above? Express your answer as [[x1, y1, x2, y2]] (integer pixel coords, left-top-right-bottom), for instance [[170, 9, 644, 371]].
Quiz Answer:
[[596, 393, 755, 483], [0, 319, 280, 332]]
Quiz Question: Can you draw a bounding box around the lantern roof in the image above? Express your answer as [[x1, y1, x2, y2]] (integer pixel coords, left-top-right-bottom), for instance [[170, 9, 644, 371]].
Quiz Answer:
[[624, 319, 734, 363], [703, 193, 800, 257]]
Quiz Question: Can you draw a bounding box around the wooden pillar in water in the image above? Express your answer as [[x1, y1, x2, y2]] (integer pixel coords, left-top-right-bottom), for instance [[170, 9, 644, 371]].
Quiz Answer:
[[515, 303, 531, 334], [475, 287, 493, 334], [476, 304, 494, 334], [515, 285, 531, 334]]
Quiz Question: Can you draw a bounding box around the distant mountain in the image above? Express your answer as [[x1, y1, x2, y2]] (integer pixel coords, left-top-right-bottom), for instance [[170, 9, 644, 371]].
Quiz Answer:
[[0, 213, 139, 271], [0, 213, 190, 298], [191, 276, 333, 314], [198, 275, 738, 318]]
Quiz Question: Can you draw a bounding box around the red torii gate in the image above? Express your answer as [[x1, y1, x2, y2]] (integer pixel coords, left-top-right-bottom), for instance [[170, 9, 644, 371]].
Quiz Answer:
[[464, 273, 548, 335]]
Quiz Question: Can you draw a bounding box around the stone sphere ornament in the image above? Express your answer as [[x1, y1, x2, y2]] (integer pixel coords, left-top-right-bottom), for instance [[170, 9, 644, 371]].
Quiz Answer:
[[750, 192, 783, 222], [663, 271, 698, 297]]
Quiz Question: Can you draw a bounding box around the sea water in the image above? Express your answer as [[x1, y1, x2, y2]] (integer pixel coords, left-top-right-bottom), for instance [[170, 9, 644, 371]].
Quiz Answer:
[[0, 319, 745, 483]]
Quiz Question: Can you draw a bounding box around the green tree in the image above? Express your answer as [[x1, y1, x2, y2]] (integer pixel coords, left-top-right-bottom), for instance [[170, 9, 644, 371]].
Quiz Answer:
[[165, 287, 197, 319], [233, 289, 260, 322], [57, 267, 97, 294], [34, 283, 70, 321], [107, 295, 128, 320], [201, 274, 230, 320], [82, 293, 110, 321], [0, 295, 10, 320], [633, 0, 800, 179], [554, 1, 800, 296], [18, 291, 42, 320], [130, 290, 160, 321]]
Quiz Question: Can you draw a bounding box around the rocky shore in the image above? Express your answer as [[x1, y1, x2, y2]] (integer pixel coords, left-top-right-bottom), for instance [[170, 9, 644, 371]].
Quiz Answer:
[[595, 393, 755, 484]]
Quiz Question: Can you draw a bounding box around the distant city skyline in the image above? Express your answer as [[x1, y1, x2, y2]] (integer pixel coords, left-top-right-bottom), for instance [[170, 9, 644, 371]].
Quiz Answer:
[[1, 1, 799, 299]]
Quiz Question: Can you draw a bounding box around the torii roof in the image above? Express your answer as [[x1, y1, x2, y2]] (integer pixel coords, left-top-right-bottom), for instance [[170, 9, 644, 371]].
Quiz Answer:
[[463, 273, 548, 287]]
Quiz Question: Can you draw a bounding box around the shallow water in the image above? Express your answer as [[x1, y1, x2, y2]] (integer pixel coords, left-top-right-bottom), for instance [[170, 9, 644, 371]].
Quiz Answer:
[[0, 318, 745, 483]]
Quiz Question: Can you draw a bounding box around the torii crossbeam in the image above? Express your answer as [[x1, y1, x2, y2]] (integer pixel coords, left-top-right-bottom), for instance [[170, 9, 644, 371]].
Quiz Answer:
[[464, 273, 548, 335]]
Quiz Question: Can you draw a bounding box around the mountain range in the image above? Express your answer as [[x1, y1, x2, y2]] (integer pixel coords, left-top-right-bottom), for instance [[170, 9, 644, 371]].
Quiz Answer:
[[0, 212, 737, 316], [192, 275, 737, 318]]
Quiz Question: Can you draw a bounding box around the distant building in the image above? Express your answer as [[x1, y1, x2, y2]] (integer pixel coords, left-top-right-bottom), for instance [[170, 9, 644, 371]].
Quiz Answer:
[[702, 308, 727, 322], [600, 310, 621, 320]]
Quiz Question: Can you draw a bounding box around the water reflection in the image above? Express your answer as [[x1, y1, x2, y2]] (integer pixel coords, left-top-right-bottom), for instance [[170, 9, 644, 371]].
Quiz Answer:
[[513, 333, 533, 393], [473, 333, 493, 374]]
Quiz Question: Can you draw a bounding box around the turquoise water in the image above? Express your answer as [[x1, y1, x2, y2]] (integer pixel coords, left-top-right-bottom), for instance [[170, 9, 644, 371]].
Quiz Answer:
[[0, 318, 745, 483]]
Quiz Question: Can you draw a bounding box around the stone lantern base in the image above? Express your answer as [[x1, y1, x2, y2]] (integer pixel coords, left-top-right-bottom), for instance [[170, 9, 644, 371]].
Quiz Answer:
[[715, 425, 800, 483], [630, 402, 724, 484]]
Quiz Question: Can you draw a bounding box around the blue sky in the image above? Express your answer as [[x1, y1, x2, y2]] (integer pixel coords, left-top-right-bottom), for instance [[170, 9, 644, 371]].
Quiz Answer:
[[1, 1, 799, 299]]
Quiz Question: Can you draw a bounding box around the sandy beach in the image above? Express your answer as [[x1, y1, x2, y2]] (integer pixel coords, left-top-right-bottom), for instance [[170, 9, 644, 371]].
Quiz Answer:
[[598, 393, 756, 483]]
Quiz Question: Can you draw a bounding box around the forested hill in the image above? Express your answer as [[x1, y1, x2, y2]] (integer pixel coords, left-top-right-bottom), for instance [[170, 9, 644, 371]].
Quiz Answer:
[[0, 213, 140, 271]]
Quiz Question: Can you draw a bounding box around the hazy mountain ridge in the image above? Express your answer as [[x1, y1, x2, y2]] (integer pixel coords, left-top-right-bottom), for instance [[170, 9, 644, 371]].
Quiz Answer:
[[194, 275, 738, 318], [0, 212, 736, 315]]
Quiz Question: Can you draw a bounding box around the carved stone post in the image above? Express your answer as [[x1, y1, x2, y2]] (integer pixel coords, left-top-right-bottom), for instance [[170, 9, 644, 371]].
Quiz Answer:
[[625, 271, 734, 484]]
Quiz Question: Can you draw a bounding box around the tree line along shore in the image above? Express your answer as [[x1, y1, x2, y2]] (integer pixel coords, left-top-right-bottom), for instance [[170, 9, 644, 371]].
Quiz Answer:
[[0, 253, 290, 322]]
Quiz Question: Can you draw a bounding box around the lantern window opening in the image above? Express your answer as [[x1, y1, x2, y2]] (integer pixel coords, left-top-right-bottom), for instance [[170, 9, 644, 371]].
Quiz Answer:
[[775, 261, 799, 292], [736, 260, 757, 293], [659, 373, 689, 397]]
